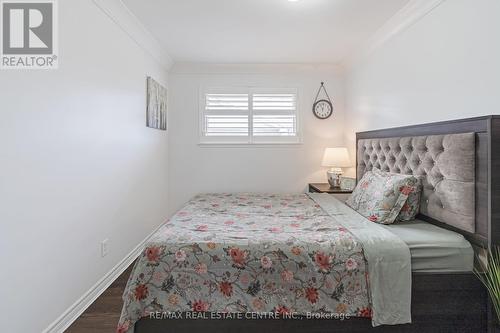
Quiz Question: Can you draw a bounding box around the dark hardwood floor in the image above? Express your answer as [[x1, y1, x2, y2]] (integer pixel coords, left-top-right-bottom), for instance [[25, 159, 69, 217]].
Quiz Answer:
[[65, 263, 134, 333]]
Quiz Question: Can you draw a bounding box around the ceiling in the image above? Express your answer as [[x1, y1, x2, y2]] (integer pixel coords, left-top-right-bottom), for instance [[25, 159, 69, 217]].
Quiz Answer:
[[122, 0, 410, 64]]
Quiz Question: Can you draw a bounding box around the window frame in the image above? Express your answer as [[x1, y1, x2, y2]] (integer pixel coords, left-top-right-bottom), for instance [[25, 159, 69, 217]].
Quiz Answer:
[[199, 86, 302, 146]]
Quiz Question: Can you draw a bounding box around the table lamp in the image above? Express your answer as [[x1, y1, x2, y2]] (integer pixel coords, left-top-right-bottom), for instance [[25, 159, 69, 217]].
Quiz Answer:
[[322, 147, 351, 188]]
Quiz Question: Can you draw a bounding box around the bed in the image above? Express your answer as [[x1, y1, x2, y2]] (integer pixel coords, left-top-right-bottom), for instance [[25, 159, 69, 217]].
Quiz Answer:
[[118, 115, 500, 333]]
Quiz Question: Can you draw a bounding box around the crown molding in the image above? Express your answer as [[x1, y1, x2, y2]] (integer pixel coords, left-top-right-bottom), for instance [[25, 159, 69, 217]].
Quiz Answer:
[[92, 0, 173, 71], [341, 0, 447, 71]]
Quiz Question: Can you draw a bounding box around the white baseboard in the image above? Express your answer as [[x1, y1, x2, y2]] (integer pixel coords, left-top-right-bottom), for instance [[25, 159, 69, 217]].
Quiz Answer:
[[42, 223, 165, 333]]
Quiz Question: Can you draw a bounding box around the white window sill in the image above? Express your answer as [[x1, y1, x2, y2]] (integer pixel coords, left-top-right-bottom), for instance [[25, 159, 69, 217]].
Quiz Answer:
[[198, 142, 304, 148]]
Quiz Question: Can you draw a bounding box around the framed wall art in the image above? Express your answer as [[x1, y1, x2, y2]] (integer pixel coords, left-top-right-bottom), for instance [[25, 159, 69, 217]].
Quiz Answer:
[[146, 76, 167, 130]]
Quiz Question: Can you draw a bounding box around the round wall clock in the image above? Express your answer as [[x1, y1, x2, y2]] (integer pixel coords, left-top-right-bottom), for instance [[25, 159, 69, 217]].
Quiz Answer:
[[312, 82, 334, 120], [313, 99, 333, 119]]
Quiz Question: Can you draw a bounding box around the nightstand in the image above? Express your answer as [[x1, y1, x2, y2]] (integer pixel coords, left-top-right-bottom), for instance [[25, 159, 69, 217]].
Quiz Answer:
[[308, 183, 353, 202]]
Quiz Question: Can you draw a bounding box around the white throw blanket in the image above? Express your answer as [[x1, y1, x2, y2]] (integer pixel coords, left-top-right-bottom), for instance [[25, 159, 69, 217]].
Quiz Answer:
[[308, 193, 412, 326]]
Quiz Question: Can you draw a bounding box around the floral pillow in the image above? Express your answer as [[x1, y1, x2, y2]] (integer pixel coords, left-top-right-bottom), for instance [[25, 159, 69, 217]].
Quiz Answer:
[[397, 190, 421, 221], [371, 168, 422, 221], [346, 170, 419, 225]]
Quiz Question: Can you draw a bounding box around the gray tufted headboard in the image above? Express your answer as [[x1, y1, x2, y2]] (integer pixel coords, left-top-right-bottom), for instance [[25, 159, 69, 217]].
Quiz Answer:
[[357, 133, 476, 233]]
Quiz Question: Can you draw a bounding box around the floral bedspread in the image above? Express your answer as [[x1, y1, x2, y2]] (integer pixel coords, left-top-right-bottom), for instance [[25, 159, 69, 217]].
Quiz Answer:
[[117, 193, 371, 333]]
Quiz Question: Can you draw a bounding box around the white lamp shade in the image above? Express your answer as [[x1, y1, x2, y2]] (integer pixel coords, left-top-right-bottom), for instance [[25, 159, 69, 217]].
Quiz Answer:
[[321, 147, 351, 167]]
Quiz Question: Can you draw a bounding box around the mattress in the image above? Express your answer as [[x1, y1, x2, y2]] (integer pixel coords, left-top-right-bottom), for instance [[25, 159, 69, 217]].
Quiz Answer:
[[382, 219, 474, 273], [118, 193, 371, 333], [118, 193, 413, 332]]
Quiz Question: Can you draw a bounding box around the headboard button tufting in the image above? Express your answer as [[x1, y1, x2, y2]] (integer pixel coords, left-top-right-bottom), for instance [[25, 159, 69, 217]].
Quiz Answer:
[[357, 132, 475, 234]]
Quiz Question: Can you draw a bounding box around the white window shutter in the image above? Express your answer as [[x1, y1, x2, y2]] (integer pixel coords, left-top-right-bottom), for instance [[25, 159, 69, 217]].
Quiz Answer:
[[202, 93, 250, 142], [200, 88, 301, 144], [252, 93, 297, 137]]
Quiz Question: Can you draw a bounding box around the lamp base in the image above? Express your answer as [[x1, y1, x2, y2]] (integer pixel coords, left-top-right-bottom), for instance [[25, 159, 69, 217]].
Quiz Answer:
[[327, 168, 342, 188]]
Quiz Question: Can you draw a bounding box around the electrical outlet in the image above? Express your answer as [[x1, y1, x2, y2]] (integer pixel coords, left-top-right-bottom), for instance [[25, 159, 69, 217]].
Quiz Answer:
[[101, 239, 109, 257]]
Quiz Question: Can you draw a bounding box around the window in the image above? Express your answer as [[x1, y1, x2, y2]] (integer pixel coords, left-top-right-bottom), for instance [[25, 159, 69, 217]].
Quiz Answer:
[[200, 87, 301, 144]]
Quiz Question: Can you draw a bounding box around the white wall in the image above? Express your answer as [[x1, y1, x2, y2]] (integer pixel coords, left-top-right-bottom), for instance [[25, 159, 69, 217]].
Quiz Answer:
[[0, 1, 169, 332], [344, 0, 500, 175], [168, 64, 345, 213]]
